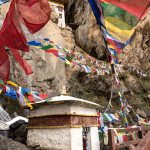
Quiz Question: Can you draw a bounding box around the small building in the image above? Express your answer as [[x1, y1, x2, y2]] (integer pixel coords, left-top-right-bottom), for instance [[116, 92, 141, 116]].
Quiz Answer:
[[49, 0, 68, 28], [27, 95, 101, 150]]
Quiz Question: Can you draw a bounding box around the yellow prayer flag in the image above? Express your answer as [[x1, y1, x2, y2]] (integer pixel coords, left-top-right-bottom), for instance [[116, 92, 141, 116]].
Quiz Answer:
[[0, 89, 2, 94], [115, 113, 119, 119], [139, 121, 147, 125], [35, 46, 41, 49], [124, 118, 128, 123], [104, 17, 135, 43], [24, 97, 33, 109], [7, 81, 19, 87]]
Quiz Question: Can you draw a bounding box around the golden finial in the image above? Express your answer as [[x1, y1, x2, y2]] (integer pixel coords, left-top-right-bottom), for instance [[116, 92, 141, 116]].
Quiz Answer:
[[61, 86, 67, 95]]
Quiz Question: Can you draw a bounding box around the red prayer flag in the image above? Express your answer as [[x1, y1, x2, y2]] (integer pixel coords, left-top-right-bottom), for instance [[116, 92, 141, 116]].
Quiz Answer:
[[38, 93, 49, 99], [0, 0, 29, 52], [10, 48, 33, 75], [123, 135, 128, 142], [45, 49, 59, 57], [97, 112, 101, 125], [25, 94, 35, 104], [100, 0, 150, 19], [17, 0, 51, 34], [0, 46, 10, 81]]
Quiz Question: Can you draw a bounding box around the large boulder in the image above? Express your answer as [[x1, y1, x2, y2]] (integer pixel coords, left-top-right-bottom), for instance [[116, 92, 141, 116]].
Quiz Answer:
[[136, 107, 150, 118], [7, 117, 28, 144], [0, 136, 29, 150], [66, 0, 106, 59]]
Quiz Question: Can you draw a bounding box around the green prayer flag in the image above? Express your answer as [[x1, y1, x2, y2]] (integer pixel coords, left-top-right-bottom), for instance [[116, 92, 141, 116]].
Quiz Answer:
[[99, 131, 104, 142], [24, 96, 31, 103], [0, 79, 4, 85], [41, 45, 54, 50], [45, 97, 52, 101], [62, 48, 67, 52], [101, 113, 109, 122]]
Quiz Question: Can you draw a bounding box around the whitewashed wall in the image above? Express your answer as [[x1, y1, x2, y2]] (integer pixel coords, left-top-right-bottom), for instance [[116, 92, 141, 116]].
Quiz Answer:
[[89, 127, 100, 150], [27, 128, 71, 150], [71, 128, 83, 150]]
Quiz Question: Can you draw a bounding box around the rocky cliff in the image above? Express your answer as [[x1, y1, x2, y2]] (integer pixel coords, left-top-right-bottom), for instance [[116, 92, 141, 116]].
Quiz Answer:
[[65, 0, 150, 118], [0, 2, 67, 117], [0, 0, 149, 127]]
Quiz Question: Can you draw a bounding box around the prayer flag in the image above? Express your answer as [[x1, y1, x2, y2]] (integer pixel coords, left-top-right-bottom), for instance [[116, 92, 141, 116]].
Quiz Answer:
[[0, 46, 10, 81], [42, 45, 54, 50], [10, 48, 33, 75], [89, 0, 150, 55], [38, 93, 50, 99], [17, 0, 51, 34]]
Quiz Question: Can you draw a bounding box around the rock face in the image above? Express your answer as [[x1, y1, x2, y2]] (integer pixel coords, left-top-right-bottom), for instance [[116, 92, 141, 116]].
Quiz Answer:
[[66, 0, 150, 112], [0, 105, 11, 122], [66, 0, 150, 71], [50, 5, 58, 24], [66, 0, 106, 59], [136, 107, 150, 118], [10, 20, 67, 97], [0, 2, 66, 98], [0, 136, 29, 150]]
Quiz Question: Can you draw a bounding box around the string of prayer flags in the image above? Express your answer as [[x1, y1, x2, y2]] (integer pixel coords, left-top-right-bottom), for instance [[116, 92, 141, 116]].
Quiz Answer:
[[28, 40, 110, 69], [123, 64, 150, 77], [27, 38, 149, 77], [0, 79, 52, 109], [137, 115, 148, 126], [27, 41, 112, 76], [25, 30, 149, 78]]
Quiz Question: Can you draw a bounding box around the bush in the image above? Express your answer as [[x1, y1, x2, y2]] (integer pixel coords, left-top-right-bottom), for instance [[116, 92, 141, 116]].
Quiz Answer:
[[118, 73, 127, 81]]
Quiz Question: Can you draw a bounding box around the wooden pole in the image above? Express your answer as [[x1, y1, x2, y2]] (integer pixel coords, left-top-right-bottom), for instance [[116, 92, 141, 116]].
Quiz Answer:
[[108, 129, 116, 150]]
